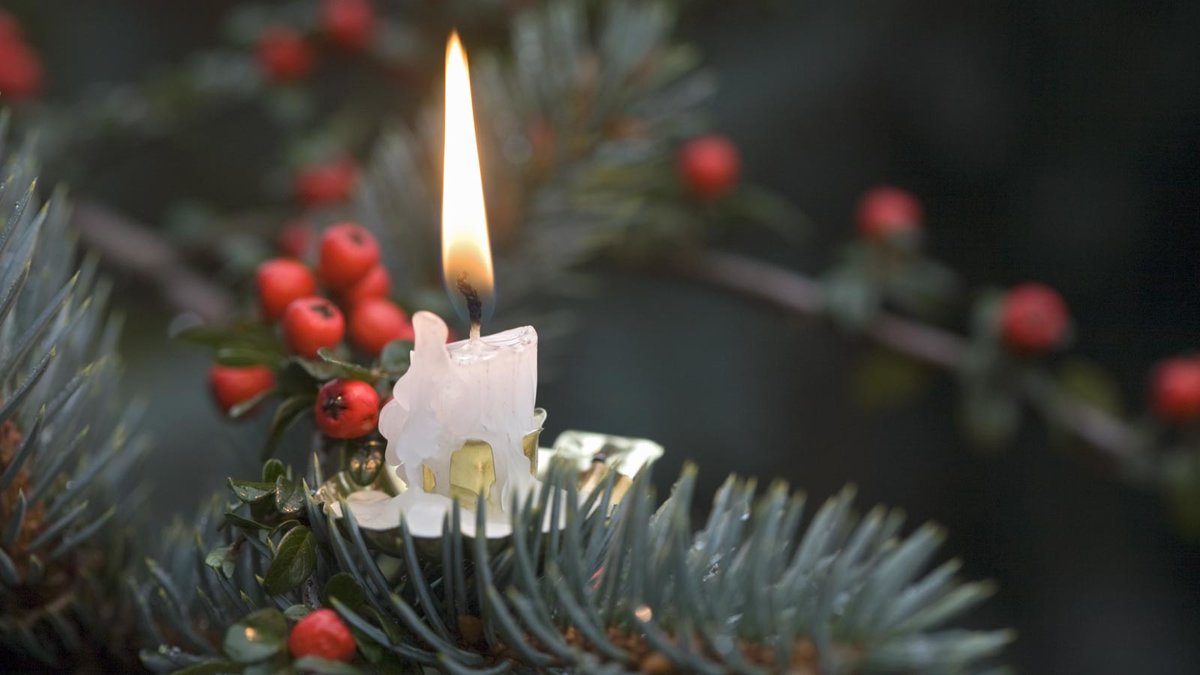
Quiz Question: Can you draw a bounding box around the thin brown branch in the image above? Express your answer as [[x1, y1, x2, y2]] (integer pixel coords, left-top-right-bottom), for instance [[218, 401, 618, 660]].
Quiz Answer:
[[71, 202, 236, 324], [672, 250, 1153, 486]]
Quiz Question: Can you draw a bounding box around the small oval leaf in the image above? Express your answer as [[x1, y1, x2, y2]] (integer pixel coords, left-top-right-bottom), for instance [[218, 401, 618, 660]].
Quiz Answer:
[[262, 526, 316, 596]]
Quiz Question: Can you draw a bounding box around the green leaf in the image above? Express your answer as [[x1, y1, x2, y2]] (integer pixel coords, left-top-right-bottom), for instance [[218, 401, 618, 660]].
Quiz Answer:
[[223, 608, 287, 664], [263, 394, 314, 461], [229, 479, 276, 504], [262, 458, 287, 484], [262, 525, 316, 595], [216, 347, 281, 368], [317, 348, 378, 382], [1057, 357, 1123, 415], [174, 661, 243, 674], [283, 604, 311, 621], [225, 512, 270, 532], [720, 184, 809, 247], [205, 544, 237, 579], [379, 340, 413, 373], [851, 348, 933, 409], [241, 658, 291, 675], [229, 387, 275, 419], [291, 356, 341, 382], [322, 572, 366, 611], [1162, 450, 1200, 539], [292, 656, 362, 674], [177, 322, 280, 352], [274, 475, 306, 517], [276, 361, 320, 396]]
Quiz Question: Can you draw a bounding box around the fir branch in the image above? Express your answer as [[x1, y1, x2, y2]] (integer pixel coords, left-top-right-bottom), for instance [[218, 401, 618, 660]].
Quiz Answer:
[[0, 114, 147, 670], [140, 457, 1010, 673]]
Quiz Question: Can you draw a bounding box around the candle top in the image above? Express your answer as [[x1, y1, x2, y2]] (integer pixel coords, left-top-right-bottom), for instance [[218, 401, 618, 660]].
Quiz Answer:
[[448, 325, 536, 363]]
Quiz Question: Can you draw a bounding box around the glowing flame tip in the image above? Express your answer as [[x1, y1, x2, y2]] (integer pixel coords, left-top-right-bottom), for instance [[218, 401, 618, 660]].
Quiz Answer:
[[441, 31, 494, 324]]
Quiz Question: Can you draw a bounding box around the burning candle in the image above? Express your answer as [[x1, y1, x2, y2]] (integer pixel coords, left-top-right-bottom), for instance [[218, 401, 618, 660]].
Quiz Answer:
[[343, 32, 543, 537]]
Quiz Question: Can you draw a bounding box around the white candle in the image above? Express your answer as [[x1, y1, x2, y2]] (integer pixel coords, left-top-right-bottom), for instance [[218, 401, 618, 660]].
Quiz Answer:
[[339, 32, 544, 538], [381, 310, 539, 509]]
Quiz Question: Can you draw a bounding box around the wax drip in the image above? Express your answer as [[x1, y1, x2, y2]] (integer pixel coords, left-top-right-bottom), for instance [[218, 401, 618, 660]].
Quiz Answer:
[[456, 271, 483, 339]]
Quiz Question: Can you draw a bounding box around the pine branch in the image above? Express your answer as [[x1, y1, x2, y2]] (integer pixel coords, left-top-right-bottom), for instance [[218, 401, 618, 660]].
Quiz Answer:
[[671, 249, 1154, 485], [0, 112, 147, 669], [139, 455, 1011, 673]]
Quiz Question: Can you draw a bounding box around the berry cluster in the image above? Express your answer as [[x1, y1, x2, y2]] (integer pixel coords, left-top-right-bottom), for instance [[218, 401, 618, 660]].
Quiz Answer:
[[261, 221, 412, 359], [0, 10, 43, 101], [209, 222, 417, 442]]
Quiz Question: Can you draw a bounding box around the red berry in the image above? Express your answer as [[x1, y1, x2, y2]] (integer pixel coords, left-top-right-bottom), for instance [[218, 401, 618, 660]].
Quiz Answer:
[[257, 259, 317, 321], [208, 365, 275, 415], [257, 26, 314, 82], [677, 135, 741, 200], [0, 40, 43, 101], [277, 220, 315, 258], [999, 283, 1069, 354], [288, 608, 357, 662], [339, 264, 391, 310], [319, 223, 380, 290], [321, 0, 376, 50], [349, 298, 413, 355], [282, 296, 345, 358], [856, 185, 924, 239], [295, 159, 357, 207], [1151, 357, 1200, 424], [315, 379, 380, 439]]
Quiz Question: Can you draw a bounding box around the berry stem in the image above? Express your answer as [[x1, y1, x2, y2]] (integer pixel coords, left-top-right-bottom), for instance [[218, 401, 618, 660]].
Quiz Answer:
[[671, 250, 1155, 488]]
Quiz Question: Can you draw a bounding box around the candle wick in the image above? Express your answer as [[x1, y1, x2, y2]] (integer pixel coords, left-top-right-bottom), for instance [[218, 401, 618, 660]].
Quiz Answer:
[[456, 271, 484, 339]]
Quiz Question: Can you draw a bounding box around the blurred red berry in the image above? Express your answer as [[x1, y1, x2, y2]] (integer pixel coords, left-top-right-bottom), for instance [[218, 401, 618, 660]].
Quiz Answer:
[[677, 135, 741, 200], [208, 365, 275, 416], [282, 296, 345, 358], [295, 159, 357, 207], [1151, 357, 1200, 424], [257, 26, 314, 82], [321, 0, 375, 51], [256, 258, 317, 321], [999, 283, 1069, 354], [277, 220, 315, 258], [856, 185, 924, 239], [319, 222, 380, 290], [0, 39, 43, 101], [315, 379, 380, 439], [340, 264, 390, 310], [288, 608, 357, 662], [349, 298, 413, 355]]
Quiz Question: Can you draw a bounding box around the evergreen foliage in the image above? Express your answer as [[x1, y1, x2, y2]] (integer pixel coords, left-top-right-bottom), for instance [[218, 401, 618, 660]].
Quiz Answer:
[[0, 113, 146, 669], [137, 455, 1010, 673]]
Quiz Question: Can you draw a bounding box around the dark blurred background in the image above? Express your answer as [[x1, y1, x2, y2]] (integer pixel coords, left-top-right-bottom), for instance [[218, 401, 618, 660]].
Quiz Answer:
[[8, 1, 1200, 672]]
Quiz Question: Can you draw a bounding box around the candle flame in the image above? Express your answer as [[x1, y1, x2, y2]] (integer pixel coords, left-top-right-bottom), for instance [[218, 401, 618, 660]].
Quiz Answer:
[[442, 31, 494, 327]]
